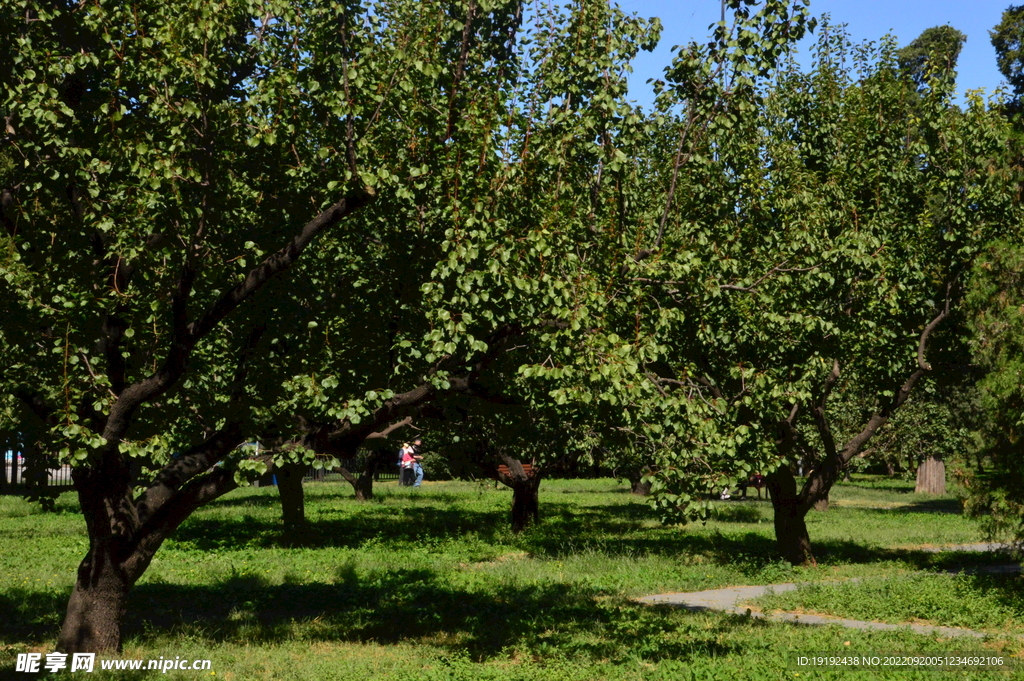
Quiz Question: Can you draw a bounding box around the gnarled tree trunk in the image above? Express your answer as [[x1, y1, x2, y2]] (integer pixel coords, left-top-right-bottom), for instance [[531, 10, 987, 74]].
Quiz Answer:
[[57, 440, 243, 653], [510, 476, 541, 532]]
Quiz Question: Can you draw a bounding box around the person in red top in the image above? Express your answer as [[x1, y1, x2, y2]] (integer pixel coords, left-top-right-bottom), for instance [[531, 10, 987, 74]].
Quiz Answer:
[[410, 439, 424, 487], [399, 443, 415, 486]]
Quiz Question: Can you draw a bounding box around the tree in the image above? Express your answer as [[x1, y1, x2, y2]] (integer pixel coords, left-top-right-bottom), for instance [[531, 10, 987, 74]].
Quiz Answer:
[[814, 378, 974, 489], [897, 24, 966, 92], [236, 0, 664, 529], [962, 240, 1024, 541], [0, 0, 662, 653], [623, 23, 1016, 564], [992, 5, 1024, 97]]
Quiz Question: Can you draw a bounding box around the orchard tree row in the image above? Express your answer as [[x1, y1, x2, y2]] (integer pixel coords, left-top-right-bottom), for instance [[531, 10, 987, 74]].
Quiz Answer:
[[1, 0, 1022, 654]]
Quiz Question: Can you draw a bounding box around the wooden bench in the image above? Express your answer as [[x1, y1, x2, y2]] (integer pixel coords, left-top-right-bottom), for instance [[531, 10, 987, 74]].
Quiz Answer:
[[497, 463, 533, 477]]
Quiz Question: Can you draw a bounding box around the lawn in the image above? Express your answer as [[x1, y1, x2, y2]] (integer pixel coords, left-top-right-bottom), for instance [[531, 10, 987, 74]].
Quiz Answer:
[[1, 476, 1020, 680]]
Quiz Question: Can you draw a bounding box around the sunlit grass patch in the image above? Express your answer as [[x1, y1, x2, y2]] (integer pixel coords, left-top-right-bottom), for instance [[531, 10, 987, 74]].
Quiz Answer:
[[752, 571, 1024, 634]]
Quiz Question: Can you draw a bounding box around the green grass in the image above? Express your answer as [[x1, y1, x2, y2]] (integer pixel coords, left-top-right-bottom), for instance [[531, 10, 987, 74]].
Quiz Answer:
[[752, 572, 1024, 634], [0, 477, 1020, 680]]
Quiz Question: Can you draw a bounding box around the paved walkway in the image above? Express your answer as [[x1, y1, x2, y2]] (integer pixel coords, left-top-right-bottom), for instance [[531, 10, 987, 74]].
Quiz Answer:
[[637, 544, 1018, 638]]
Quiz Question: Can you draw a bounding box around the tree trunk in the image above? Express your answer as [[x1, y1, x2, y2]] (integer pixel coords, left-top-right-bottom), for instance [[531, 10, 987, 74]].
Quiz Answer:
[[813, 495, 829, 512], [767, 466, 816, 566], [335, 458, 375, 500], [630, 478, 652, 496], [276, 462, 307, 529], [510, 476, 541, 533], [915, 456, 946, 494], [495, 455, 541, 533], [57, 546, 132, 653], [57, 461, 146, 654], [354, 456, 376, 501]]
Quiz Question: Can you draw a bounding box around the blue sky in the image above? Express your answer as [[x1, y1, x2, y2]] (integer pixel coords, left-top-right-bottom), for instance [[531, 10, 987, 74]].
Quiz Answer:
[[615, 0, 1012, 108]]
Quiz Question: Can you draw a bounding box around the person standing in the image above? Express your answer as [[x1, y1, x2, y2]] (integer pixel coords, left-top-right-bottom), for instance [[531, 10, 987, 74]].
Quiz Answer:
[[399, 442, 416, 486], [411, 439, 424, 487]]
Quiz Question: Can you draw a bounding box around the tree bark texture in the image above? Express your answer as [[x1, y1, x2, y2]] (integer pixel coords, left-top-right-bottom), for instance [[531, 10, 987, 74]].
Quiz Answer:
[[55, 440, 244, 653], [57, 546, 132, 653], [915, 456, 946, 494]]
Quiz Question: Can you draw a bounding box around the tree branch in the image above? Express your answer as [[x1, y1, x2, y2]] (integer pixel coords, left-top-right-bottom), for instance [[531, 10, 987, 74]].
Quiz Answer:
[[134, 422, 244, 526], [810, 359, 840, 462], [101, 188, 374, 443], [124, 460, 249, 580], [798, 300, 951, 514], [187, 188, 374, 343], [364, 416, 413, 440]]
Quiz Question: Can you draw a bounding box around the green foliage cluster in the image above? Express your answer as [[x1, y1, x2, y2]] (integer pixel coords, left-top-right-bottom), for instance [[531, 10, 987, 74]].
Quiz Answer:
[[2, 0, 1024, 652], [992, 4, 1024, 97], [896, 24, 966, 92], [962, 241, 1024, 542]]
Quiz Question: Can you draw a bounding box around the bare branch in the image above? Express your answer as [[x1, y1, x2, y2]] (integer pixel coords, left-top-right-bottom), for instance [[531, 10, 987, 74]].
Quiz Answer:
[[811, 359, 841, 462], [918, 282, 952, 371], [444, 0, 478, 142], [365, 416, 413, 440]]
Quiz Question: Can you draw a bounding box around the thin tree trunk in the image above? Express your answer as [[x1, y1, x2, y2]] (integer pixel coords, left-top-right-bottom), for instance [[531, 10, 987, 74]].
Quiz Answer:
[[630, 477, 652, 496], [495, 455, 541, 533], [354, 454, 377, 501], [915, 456, 946, 494], [276, 462, 307, 529], [335, 460, 374, 500], [510, 476, 541, 533]]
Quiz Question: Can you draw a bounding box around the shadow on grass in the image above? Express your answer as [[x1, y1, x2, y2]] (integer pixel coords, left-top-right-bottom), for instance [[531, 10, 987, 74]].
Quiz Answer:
[[841, 483, 915, 494], [0, 571, 744, 665], [171, 492, 1000, 577], [710, 505, 766, 523], [835, 498, 962, 514]]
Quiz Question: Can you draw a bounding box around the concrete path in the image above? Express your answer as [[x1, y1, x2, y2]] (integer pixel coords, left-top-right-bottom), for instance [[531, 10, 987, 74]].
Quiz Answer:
[[919, 542, 1010, 554], [638, 543, 1019, 638]]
